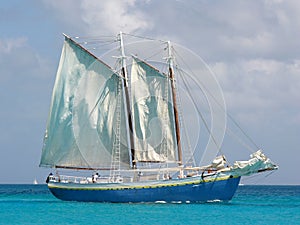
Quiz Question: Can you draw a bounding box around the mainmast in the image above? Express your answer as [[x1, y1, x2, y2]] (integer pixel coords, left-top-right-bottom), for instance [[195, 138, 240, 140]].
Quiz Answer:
[[167, 41, 183, 165], [118, 32, 136, 168]]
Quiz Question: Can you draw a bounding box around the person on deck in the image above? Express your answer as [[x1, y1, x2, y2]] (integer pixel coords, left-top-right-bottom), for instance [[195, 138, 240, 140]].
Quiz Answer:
[[92, 173, 99, 183]]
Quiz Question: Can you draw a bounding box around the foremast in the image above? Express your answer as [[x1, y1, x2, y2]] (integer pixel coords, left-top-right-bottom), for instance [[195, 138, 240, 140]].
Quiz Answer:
[[167, 41, 183, 165], [118, 32, 136, 169]]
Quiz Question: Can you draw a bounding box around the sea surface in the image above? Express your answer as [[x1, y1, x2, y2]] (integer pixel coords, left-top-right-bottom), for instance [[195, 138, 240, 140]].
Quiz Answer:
[[0, 185, 299, 225]]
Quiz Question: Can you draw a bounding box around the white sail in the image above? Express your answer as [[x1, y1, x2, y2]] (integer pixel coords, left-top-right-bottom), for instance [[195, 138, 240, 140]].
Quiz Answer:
[[230, 150, 277, 176], [40, 37, 130, 169], [131, 57, 177, 163]]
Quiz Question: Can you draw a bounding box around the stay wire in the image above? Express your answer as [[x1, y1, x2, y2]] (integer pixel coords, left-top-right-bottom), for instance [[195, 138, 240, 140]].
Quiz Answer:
[[123, 33, 166, 43], [176, 67, 223, 155], [172, 48, 259, 151]]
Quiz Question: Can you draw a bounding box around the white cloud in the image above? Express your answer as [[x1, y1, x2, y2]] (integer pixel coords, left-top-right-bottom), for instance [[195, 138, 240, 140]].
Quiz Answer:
[[0, 37, 52, 80], [81, 0, 150, 34], [211, 59, 300, 126], [219, 32, 274, 57], [38, 0, 300, 128], [0, 37, 27, 54], [42, 0, 151, 36]]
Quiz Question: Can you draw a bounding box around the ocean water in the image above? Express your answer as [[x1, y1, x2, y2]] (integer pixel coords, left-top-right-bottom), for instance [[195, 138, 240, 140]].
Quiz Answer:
[[0, 185, 299, 225]]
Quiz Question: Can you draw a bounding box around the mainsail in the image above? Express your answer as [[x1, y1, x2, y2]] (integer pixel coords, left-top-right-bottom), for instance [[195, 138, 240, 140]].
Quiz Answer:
[[40, 36, 130, 169], [131, 57, 178, 163]]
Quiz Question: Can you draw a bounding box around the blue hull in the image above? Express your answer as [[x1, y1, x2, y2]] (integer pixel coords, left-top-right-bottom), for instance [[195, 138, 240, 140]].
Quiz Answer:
[[48, 176, 241, 203]]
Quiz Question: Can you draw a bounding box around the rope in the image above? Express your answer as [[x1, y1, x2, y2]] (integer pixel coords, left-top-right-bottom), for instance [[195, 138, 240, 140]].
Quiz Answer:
[[176, 67, 223, 154], [173, 70, 195, 167], [172, 48, 259, 151], [241, 170, 276, 184], [123, 33, 166, 43], [143, 48, 165, 62], [226, 127, 255, 153]]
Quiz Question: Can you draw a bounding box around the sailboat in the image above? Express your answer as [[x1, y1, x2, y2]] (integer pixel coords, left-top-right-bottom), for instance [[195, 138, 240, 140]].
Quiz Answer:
[[40, 32, 277, 203]]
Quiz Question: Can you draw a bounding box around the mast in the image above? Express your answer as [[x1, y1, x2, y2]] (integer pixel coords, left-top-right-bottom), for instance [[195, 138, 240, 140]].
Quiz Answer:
[[167, 41, 183, 165], [118, 32, 136, 168]]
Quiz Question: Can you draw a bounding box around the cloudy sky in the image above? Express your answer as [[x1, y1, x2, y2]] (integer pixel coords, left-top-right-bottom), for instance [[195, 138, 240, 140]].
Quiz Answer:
[[0, 0, 299, 184]]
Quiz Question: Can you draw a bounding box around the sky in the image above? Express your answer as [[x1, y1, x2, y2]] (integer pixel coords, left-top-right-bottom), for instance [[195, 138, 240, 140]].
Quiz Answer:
[[0, 0, 299, 184]]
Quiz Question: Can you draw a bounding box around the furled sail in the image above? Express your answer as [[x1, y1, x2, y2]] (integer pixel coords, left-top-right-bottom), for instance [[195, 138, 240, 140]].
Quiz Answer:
[[229, 150, 278, 176], [40, 36, 130, 169], [131, 57, 178, 162]]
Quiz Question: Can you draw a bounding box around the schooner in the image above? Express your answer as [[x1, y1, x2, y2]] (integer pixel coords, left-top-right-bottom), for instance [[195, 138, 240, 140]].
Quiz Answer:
[[40, 32, 277, 203]]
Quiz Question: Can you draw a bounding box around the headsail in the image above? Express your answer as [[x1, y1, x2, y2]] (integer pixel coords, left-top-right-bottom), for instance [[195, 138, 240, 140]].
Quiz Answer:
[[40, 36, 130, 169], [130, 56, 178, 163]]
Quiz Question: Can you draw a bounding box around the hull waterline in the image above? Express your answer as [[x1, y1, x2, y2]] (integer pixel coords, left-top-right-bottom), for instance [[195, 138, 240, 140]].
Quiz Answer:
[[48, 176, 241, 203]]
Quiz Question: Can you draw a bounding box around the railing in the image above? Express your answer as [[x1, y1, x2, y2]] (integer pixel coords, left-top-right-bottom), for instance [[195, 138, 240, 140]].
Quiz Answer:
[[47, 167, 213, 184], [49, 174, 125, 184]]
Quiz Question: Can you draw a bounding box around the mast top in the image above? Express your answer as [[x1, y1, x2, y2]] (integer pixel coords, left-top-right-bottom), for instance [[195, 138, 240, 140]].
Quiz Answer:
[[118, 31, 127, 69], [167, 41, 174, 70]]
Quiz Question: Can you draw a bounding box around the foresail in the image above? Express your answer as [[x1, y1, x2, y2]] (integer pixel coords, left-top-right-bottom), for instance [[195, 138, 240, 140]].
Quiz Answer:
[[131, 57, 178, 163], [40, 37, 130, 169]]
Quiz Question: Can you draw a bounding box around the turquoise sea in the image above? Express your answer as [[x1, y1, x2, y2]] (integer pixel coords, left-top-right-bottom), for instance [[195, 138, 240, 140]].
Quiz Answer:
[[0, 185, 299, 225]]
